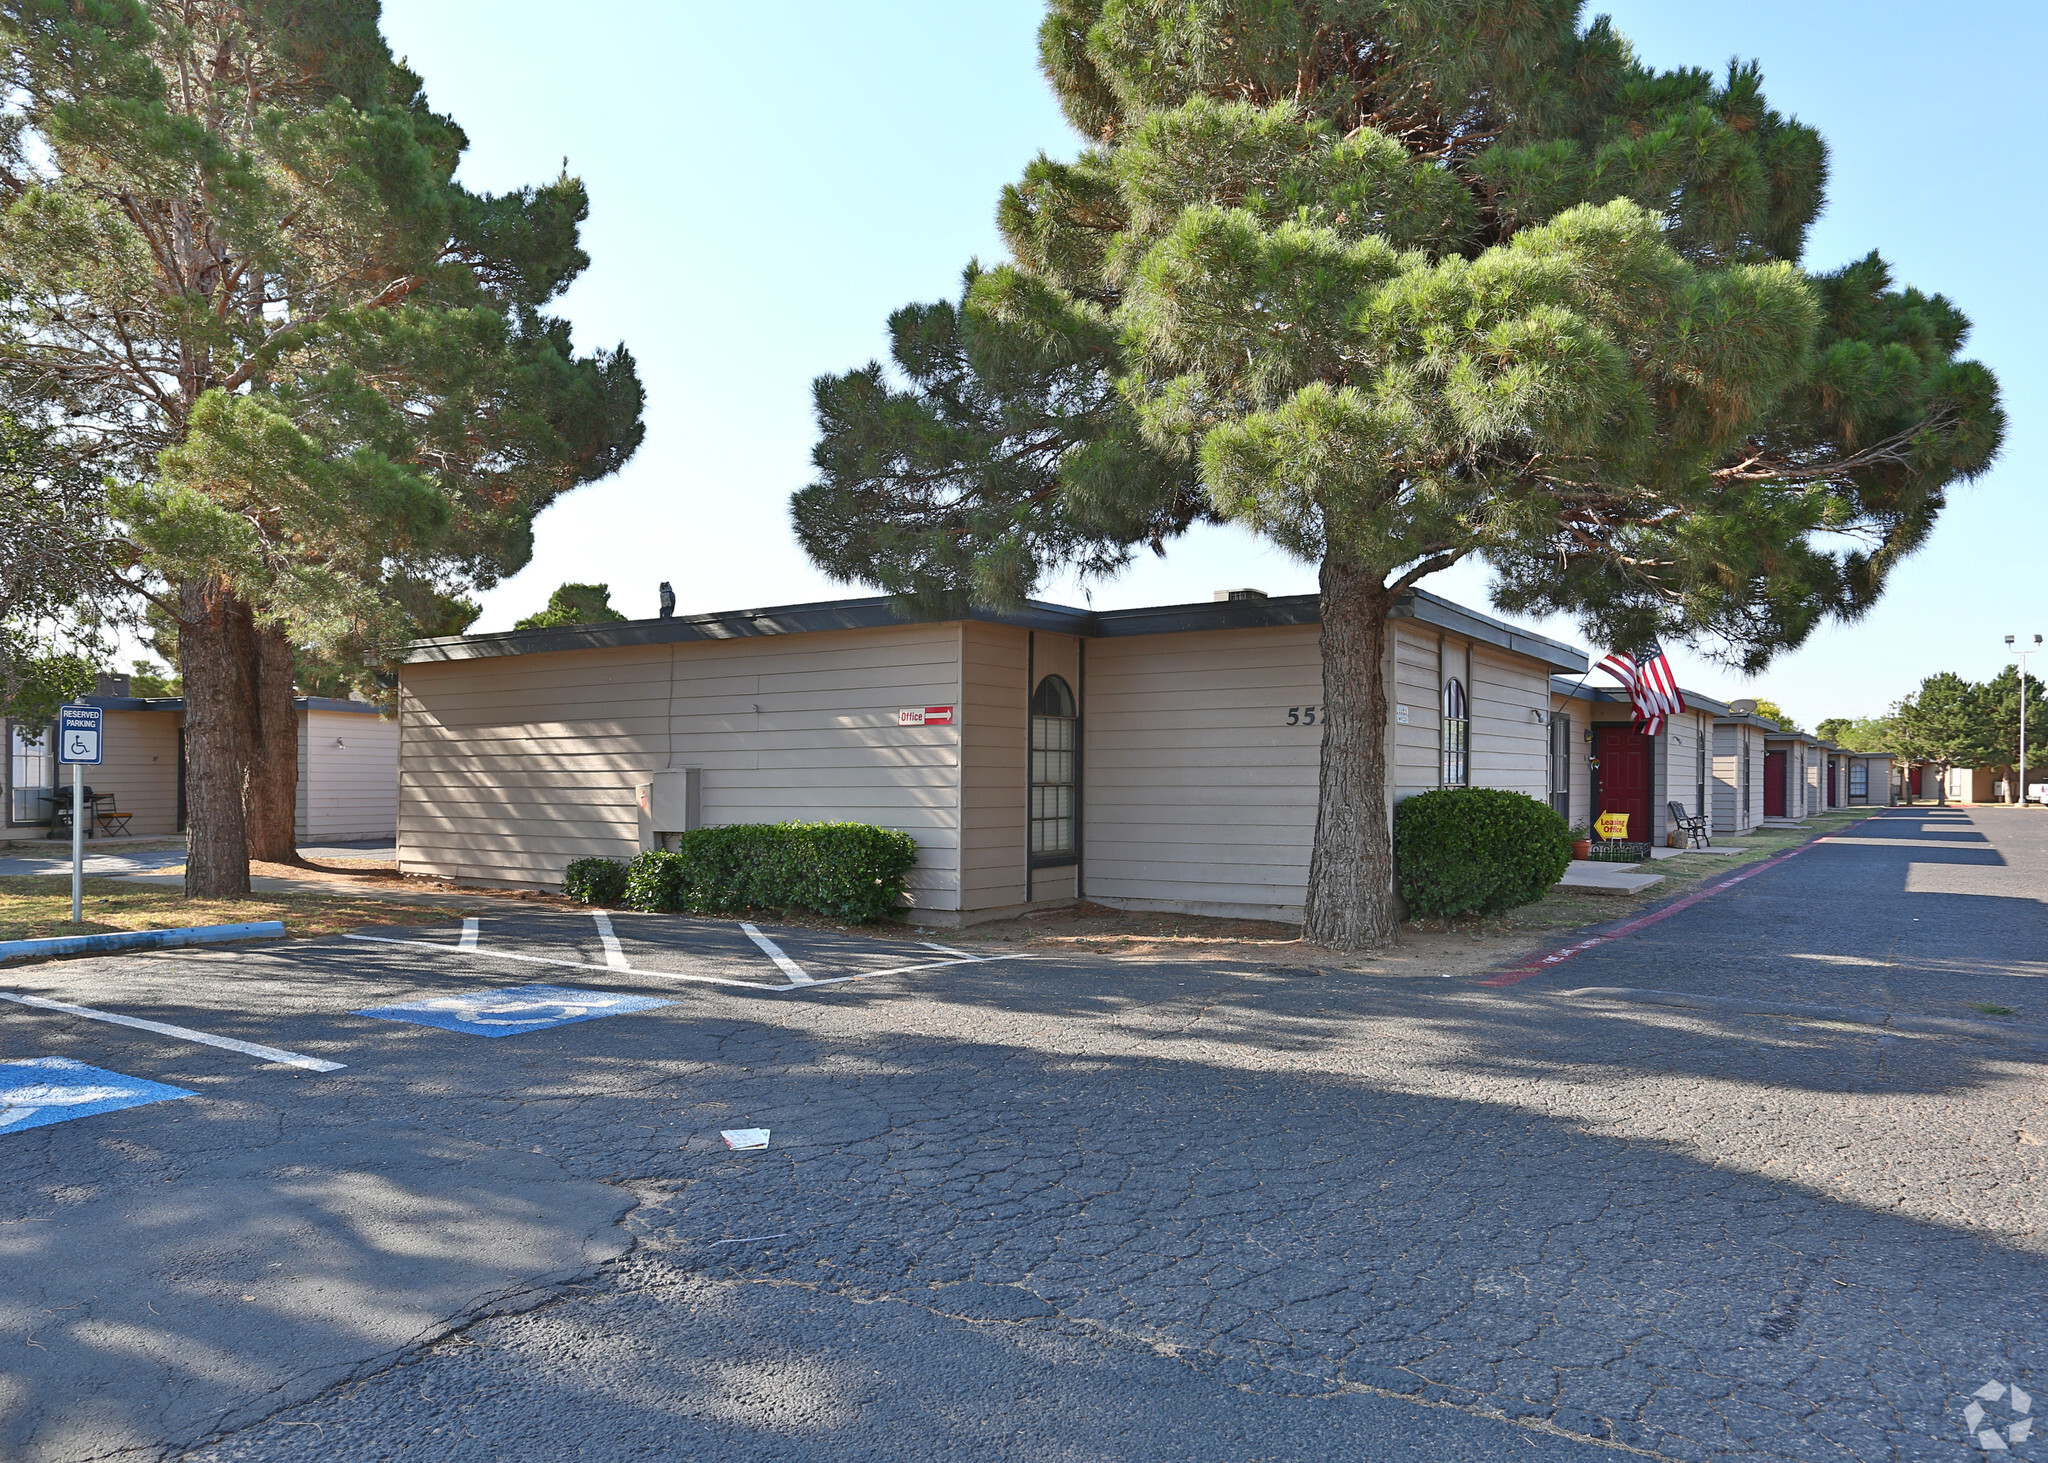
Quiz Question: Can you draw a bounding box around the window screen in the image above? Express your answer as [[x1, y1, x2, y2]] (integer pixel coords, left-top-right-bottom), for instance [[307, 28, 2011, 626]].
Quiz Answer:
[[1029, 675, 1077, 861], [1441, 678, 1469, 788], [1849, 761, 1868, 801]]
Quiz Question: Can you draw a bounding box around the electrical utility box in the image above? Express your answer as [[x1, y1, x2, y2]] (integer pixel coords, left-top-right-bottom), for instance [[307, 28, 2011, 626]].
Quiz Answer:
[[636, 768, 702, 851]]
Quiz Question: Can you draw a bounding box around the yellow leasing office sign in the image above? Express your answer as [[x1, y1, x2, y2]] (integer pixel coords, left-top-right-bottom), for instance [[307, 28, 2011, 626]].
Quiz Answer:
[[1594, 811, 1631, 840]]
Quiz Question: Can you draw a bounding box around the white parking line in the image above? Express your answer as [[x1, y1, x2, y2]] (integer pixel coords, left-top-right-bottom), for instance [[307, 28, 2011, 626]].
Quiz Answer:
[[740, 923, 813, 985], [0, 990, 347, 1072], [340, 931, 1039, 992], [458, 918, 478, 951], [342, 934, 769, 989], [921, 940, 975, 959], [592, 911, 629, 969]]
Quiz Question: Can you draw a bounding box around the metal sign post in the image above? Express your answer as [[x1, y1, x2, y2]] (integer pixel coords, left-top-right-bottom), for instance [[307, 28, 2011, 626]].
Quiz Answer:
[[57, 705, 103, 924]]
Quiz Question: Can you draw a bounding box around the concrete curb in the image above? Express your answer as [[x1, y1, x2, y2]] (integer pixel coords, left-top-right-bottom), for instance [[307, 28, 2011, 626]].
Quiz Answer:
[[1561, 985, 2048, 1054], [0, 920, 287, 964]]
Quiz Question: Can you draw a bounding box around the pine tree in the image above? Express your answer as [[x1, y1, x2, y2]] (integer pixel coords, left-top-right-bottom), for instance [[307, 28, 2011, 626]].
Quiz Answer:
[[514, 582, 628, 630], [0, 412, 118, 725], [1978, 665, 2047, 794], [797, 1, 2003, 947], [1895, 672, 1994, 804], [0, 2, 645, 891]]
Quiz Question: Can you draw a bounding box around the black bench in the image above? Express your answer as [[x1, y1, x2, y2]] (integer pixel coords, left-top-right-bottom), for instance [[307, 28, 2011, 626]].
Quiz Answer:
[[1666, 801, 1711, 849]]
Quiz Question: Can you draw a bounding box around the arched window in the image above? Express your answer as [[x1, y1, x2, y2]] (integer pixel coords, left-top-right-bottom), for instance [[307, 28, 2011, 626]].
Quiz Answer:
[[1441, 677, 1469, 788], [1030, 674, 1078, 861]]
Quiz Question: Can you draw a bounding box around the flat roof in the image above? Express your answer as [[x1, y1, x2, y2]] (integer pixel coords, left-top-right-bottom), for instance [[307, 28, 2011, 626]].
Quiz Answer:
[[406, 585, 1589, 673]]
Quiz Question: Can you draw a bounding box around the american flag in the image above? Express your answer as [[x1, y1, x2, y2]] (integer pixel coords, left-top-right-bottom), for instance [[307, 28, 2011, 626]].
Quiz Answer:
[[1596, 645, 1686, 736]]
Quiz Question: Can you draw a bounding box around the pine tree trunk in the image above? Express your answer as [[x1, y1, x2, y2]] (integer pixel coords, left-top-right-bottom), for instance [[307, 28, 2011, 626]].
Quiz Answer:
[[179, 578, 254, 898], [1304, 557, 1397, 949], [244, 621, 302, 863]]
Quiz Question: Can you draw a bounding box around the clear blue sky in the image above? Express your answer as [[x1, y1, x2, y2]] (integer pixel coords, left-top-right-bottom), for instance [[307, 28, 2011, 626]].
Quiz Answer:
[[379, 1, 2044, 731]]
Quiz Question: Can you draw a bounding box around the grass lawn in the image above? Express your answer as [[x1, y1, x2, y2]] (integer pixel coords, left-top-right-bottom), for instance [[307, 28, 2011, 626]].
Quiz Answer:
[[0, 874, 472, 944]]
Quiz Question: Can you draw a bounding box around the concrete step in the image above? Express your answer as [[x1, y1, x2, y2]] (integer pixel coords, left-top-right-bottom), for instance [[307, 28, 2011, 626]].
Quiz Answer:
[[1559, 860, 1666, 893]]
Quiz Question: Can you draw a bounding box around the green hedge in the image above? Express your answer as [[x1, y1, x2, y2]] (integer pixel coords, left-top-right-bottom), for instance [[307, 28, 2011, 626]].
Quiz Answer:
[[563, 856, 630, 905], [1393, 787, 1572, 918], [609, 821, 919, 924]]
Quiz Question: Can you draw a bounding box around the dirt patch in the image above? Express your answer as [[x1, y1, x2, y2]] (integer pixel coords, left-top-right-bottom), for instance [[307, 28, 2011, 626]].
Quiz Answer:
[[925, 900, 1613, 981], [0, 874, 477, 944]]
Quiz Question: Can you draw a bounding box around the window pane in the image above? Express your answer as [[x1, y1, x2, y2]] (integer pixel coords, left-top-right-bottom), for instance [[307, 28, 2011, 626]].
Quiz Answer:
[[9, 723, 53, 824]]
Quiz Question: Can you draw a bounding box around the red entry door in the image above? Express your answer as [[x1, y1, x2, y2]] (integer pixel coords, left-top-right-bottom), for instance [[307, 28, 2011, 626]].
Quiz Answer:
[[1764, 751, 1788, 817], [1827, 762, 1837, 807], [1595, 724, 1653, 842]]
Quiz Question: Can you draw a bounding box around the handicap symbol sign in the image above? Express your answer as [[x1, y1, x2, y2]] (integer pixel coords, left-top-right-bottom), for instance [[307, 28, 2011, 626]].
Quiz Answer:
[[0, 1056, 194, 1135], [354, 984, 673, 1037], [58, 705, 102, 765]]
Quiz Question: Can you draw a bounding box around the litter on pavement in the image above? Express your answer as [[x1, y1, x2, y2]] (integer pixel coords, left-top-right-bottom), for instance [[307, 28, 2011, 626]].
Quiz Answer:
[[721, 1128, 771, 1150]]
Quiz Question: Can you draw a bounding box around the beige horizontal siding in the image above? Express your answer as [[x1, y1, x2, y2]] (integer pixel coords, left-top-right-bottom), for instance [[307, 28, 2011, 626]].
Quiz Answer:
[[1084, 626, 1323, 918], [397, 623, 965, 906], [299, 710, 400, 841], [960, 622, 1028, 911], [76, 710, 181, 837]]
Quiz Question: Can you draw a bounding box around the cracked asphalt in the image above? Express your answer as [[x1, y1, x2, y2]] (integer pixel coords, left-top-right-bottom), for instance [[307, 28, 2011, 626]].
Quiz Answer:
[[1, 807, 2042, 1462]]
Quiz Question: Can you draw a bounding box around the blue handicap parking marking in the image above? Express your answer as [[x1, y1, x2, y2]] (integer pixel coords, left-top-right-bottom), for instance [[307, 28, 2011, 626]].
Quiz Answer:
[[354, 984, 673, 1038], [0, 1056, 195, 1136]]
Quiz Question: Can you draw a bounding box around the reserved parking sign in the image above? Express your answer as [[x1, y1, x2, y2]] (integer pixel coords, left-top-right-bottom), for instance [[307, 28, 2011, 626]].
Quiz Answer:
[[58, 705, 102, 765]]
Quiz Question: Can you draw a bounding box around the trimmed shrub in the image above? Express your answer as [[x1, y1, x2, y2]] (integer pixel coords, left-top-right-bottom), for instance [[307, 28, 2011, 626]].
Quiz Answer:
[[563, 856, 629, 905], [1393, 787, 1573, 918], [620, 821, 919, 924]]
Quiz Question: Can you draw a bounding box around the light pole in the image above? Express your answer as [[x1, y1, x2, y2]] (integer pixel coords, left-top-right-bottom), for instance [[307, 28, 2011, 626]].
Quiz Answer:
[[2008, 634, 2042, 806]]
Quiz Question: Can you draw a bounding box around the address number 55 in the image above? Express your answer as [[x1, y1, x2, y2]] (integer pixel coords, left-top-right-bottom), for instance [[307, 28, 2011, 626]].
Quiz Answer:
[[1285, 706, 1319, 725]]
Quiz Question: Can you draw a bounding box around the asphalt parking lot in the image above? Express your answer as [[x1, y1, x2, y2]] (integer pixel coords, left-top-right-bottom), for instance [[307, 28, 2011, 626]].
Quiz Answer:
[[2, 809, 2043, 1462]]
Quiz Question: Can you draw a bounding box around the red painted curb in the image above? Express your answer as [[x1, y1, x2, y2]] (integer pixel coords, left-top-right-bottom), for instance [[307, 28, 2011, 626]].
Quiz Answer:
[[1476, 827, 1857, 988]]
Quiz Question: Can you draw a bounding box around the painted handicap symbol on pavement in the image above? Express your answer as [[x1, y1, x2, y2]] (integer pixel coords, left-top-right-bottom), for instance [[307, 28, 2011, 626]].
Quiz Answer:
[[0, 1056, 194, 1135], [354, 984, 673, 1037]]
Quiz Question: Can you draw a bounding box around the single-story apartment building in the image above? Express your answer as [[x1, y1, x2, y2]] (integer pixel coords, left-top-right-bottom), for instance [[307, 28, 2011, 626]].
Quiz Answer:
[[1547, 677, 1727, 848], [1713, 709, 1777, 834], [1936, 763, 2044, 804], [4, 684, 399, 842], [1762, 728, 1825, 821], [394, 587, 1896, 920], [1819, 746, 1896, 809], [395, 588, 1592, 924]]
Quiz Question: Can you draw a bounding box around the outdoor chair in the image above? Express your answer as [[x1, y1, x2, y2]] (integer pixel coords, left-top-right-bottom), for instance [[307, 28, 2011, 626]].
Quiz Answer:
[[1666, 801, 1711, 850], [92, 792, 133, 838]]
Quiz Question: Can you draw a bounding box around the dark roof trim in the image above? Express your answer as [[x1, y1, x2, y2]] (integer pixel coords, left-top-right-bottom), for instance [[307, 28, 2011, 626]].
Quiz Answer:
[[1396, 588, 1587, 673], [1713, 713, 1781, 733], [405, 585, 1588, 673], [80, 695, 385, 715], [1549, 676, 1729, 715], [404, 594, 1081, 663]]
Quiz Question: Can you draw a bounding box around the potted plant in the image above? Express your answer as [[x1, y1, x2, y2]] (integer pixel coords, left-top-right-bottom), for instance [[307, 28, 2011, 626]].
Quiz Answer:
[[1568, 823, 1592, 861]]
